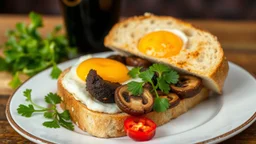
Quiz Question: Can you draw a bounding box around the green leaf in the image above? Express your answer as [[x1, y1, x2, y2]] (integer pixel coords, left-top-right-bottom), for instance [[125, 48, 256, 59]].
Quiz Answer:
[[6, 29, 15, 37], [66, 47, 77, 59], [138, 69, 154, 83], [12, 56, 30, 73], [128, 67, 141, 78], [16, 22, 26, 33], [67, 47, 77, 59], [59, 110, 71, 120], [45, 93, 61, 104], [1, 12, 77, 90], [29, 12, 43, 28], [59, 118, 74, 130], [9, 72, 22, 89], [53, 25, 62, 33], [163, 70, 179, 84], [17, 104, 35, 117], [43, 120, 60, 128], [23, 89, 32, 101], [4, 48, 22, 63], [50, 64, 62, 79], [0, 57, 8, 71], [153, 97, 169, 112], [25, 39, 39, 52], [44, 112, 54, 119], [157, 77, 170, 94], [127, 81, 144, 95], [150, 64, 171, 75]]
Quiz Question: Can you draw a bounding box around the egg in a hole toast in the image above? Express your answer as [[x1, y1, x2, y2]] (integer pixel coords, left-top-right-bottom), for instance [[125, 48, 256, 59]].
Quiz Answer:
[[57, 13, 229, 138]]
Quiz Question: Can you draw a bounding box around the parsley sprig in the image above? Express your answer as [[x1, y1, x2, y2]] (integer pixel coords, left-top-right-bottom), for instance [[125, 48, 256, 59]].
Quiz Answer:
[[17, 89, 74, 130], [127, 64, 179, 112], [0, 12, 77, 88]]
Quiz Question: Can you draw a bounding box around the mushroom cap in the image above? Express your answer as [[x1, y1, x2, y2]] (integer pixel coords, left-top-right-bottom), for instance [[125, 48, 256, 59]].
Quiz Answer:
[[170, 75, 202, 99], [115, 85, 154, 116]]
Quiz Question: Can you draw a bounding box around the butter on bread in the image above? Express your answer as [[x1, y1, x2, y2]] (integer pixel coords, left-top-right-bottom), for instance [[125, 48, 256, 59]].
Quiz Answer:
[[104, 13, 229, 94], [57, 68, 209, 138]]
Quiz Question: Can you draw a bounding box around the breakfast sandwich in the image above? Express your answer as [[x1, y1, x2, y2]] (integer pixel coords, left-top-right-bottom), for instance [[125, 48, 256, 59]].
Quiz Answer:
[[57, 13, 229, 140]]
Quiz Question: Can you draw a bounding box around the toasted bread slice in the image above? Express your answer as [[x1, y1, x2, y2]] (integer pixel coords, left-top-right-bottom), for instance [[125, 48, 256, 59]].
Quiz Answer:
[[57, 68, 209, 138], [104, 13, 229, 94]]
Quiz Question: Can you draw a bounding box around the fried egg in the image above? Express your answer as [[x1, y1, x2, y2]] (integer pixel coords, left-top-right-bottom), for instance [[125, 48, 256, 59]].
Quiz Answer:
[[138, 29, 188, 58], [76, 58, 130, 83], [62, 55, 139, 114]]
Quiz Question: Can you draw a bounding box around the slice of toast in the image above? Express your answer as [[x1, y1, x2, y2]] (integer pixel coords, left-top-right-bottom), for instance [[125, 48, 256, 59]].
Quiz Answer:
[[104, 13, 229, 94], [57, 68, 209, 138]]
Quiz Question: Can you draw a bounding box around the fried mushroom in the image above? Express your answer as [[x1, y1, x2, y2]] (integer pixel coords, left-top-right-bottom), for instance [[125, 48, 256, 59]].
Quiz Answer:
[[170, 75, 202, 99], [86, 69, 121, 103], [115, 85, 154, 116]]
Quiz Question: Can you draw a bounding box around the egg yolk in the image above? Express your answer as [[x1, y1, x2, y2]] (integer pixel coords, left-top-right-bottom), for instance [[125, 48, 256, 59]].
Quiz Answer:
[[76, 58, 130, 83], [138, 31, 183, 58]]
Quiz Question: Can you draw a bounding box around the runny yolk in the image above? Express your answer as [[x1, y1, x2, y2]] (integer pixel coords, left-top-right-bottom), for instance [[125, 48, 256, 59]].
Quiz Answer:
[[76, 58, 130, 83], [138, 31, 183, 58]]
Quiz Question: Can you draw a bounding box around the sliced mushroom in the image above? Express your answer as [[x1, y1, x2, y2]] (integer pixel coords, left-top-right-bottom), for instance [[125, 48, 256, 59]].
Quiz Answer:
[[170, 75, 202, 99], [107, 55, 126, 64], [159, 93, 180, 109], [126, 56, 152, 68], [115, 85, 154, 116], [86, 69, 121, 103]]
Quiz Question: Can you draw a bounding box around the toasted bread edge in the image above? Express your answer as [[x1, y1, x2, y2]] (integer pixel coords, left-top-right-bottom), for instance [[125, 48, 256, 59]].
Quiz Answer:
[[57, 68, 209, 138]]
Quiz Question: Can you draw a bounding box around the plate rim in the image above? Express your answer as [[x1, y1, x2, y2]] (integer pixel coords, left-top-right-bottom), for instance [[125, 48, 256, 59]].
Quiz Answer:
[[5, 56, 256, 144]]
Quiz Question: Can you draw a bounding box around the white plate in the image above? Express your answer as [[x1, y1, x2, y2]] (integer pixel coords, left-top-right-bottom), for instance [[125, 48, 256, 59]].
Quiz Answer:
[[6, 52, 256, 144]]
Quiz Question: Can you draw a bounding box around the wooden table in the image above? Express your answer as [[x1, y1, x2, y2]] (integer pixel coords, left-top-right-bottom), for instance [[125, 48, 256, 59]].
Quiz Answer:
[[0, 15, 255, 143]]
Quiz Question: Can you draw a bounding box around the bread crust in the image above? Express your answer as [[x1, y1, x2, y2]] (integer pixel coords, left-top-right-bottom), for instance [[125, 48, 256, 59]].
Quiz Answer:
[[208, 56, 229, 93], [104, 13, 229, 94], [57, 68, 209, 138]]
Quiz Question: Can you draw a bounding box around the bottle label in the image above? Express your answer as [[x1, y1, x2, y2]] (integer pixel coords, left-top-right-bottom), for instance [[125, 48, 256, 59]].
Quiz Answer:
[[62, 0, 81, 7]]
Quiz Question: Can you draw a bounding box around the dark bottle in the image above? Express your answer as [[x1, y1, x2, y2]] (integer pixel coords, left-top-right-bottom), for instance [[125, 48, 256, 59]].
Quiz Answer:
[[59, 0, 121, 53]]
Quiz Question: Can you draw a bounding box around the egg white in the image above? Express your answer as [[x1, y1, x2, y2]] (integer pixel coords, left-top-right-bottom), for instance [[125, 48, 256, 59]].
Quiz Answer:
[[61, 55, 141, 114]]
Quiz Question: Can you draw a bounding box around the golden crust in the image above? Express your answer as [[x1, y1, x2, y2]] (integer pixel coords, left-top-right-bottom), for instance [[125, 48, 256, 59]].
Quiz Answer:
[[57, 68, 209, 138], [208, 56, 229, 94]]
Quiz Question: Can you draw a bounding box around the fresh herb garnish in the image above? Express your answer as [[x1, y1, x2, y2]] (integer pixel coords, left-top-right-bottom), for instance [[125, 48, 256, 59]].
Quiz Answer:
[[127, 64, 179, 112], [17, 89, 74, 130], [0, 12, 77, 89]]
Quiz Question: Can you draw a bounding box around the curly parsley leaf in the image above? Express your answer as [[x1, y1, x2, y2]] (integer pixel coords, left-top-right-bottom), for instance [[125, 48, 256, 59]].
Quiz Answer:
[[128, 67, 141, 78], [0, 12, 77, 89], [138, 69, 154, 82], [150, 63, 170, 75], [17, 104, 35, 117], [59, 110, 71, 120], [153, 97, 169, 112], [50, 64, 62, 79], [163, 70, 179, 84], [44, 111, 54, 119], [157, 77, 170, 94], [0, 57, 8, 71], [17, 89, 74, 130], [45, 92, 61, 104], [53, 25, 62, 33], [127, 81, 144, 95], [59, 118, 74, 130], [29, 12, 43, 27], [23, 89, 32, 101], [127, 63, 179, 113], [43, 120, 60, 128], [9, 72, 22, 89]]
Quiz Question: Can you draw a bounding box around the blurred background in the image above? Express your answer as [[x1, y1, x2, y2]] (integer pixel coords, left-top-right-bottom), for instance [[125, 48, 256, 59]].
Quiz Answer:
[[0, 0, 256, 20]]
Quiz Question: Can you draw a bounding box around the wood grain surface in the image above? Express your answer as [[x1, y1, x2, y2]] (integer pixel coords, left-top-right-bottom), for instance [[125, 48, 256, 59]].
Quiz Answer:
[[0, 15, 255, 143]]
